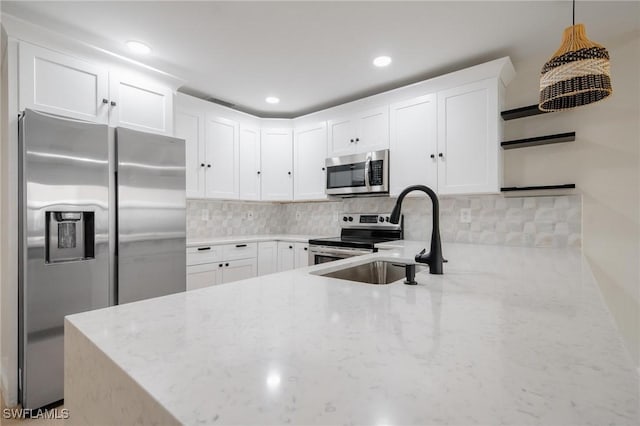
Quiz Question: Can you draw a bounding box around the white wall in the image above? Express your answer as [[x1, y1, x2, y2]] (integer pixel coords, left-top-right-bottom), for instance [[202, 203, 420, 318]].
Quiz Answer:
[[503, 32, 640, 366]]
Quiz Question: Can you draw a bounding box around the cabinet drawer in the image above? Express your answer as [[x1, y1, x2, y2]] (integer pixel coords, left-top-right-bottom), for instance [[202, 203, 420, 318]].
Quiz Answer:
[[187, 245, 222, 266], [221, 242, 258, 261]]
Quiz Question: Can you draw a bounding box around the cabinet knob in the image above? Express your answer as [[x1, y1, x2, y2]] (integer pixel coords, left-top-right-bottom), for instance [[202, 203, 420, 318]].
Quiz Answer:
[[110, 101, 117, 107], [304, 247, 308, 251], [257, 171, 261, 175], [288, 171, 291, 175], [438, 153, 444, 158], [355, 138, 360, 142], [322, 167, 325, 171], [207, 164, 212, 168], [289, 245, 293, 249], [219, 264, 223, 268], [200, 163, 205, 167], [430, 154, 435, 159], [102, 98, 109, 104], [350, 139, 354, 143], [225, 263, 229, 267]]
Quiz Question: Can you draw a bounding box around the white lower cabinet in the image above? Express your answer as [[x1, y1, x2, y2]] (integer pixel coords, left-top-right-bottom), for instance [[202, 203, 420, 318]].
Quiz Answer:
[[186, 243, 257, 289], [257, 241, 278, 276], [187, 263, 222, 291], [277, 242, 296, 272], [294, 243, 310, 268], [221, 258, 257, 283]]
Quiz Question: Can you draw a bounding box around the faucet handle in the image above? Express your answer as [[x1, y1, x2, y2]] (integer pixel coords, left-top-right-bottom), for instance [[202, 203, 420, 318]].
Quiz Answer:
[[418, 248, 426, 256]]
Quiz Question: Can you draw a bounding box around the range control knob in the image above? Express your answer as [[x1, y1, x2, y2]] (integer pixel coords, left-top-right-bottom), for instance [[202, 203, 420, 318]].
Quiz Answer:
[[379, 217, 385, 223], [343, 216, 348, 222], [348, 216, 354, 222], [385, 217, 390, 222]]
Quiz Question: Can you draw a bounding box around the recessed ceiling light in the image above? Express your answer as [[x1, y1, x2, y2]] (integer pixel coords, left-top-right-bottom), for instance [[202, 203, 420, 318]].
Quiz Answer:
[[126, 40, 151, 55], [265, 96, 280, 104], [373, 56, 392, 67]]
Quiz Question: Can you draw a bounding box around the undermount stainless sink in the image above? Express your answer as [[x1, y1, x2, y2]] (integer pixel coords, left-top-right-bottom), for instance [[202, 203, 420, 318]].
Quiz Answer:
[[318, 260, 423, 285]]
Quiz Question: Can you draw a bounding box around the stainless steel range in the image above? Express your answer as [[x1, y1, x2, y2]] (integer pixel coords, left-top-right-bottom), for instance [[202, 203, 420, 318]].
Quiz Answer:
[[308, 213, 403, 264]]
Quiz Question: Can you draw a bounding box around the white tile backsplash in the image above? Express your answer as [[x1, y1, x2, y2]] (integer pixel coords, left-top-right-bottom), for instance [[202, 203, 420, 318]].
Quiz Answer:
[[187, 195, 582, 248]]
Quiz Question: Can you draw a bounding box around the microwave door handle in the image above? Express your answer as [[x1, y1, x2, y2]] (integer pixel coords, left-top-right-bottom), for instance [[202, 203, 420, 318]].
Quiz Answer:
[[364, 154, 372, 191]]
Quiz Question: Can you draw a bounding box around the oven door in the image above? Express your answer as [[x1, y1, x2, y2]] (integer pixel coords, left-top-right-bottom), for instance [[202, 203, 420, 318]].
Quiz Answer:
[[309, 245, 374, 265], [325, 149, 389, 196]]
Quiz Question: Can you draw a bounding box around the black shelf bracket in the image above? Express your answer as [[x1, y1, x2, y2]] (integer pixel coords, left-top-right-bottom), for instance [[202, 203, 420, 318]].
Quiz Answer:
[[501, 132, 576, 149], [501, 104, 548, 121], [501, 184, 576, 192]]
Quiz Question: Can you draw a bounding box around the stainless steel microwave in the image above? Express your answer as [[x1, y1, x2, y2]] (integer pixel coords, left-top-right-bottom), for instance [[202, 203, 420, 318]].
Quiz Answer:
[[325, 149, 389, 196]]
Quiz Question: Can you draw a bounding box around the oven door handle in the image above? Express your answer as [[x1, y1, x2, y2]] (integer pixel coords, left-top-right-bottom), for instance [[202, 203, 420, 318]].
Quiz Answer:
[[310, 247, 373, 257]]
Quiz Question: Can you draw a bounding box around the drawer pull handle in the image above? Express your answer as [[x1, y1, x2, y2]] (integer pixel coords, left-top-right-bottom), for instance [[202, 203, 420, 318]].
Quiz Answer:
[[235, 244, 247, 248], [197, 247, 211, 251]]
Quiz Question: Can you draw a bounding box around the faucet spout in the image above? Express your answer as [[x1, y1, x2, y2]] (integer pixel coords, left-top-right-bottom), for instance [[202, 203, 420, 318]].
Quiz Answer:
[[390, 185, 444, 275]]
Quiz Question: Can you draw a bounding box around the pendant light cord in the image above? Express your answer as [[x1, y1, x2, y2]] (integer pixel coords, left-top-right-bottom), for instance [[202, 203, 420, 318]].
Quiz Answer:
[[571, 0, 576, 48], [573, 0, 575, 26]]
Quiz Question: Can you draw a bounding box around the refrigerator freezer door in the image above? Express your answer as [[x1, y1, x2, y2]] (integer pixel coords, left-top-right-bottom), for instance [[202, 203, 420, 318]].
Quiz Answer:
[[116, 128, 186, 304], [19, 109, 110, 409]]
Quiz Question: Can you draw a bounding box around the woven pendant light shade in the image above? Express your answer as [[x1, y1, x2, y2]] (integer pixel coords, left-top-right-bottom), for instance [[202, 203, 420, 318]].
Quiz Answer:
[[539, 23, 612, 111]]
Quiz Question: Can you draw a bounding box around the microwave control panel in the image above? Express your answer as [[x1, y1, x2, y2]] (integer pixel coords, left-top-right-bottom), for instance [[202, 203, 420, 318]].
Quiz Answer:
[[370, 160, 384, 185]]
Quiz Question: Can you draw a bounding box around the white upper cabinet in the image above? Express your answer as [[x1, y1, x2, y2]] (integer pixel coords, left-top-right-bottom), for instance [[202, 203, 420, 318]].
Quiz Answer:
[[109, 72, 174, 135], [437, 78, 501, 195], [327, 117, 356, 157], [261, 128, 293, 201], [204, 115, 240, 199], [239, 124, 261, 201], [327, 106, 389, 156], [175, 106, 206, 198], [389, 94, 438, 196], [19, 42, 109, 123], [19, 42, 174, 135], [355, 106, 390, 152], [294, 122, 327, 201]]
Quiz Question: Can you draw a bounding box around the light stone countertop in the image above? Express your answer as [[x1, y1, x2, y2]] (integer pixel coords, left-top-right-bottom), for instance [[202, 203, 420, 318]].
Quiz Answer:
[[187, 234, 324, 247], [65, 242, 639, 425]]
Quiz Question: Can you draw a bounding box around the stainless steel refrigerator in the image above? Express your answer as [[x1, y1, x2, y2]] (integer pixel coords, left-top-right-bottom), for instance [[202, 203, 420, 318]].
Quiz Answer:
[[18, 109, 186, 409]]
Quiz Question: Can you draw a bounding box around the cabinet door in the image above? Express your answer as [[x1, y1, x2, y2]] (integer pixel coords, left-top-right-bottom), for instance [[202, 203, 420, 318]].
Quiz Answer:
[[204, 115, 239, 199], [175, 107, 206, 198], [437, 79, 500, 195], [261, 129, 293, 201], [109, 72, 174, 135], [294, 123, 327, 201], [327, 116, 357, 156], [356, 106, 389, 152], [277, 242, 295, 272], [239, 124, 261, 200], [222, 258, 257, 284], [187, 264, 222, 291], [19, 42, 109, 123], [389, 94, 438, 196], [294, 243, 310, 268], [257, 241, 278, 276]]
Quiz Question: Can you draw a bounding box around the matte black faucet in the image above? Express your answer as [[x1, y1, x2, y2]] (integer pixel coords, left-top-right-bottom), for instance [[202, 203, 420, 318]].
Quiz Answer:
[[390, 185, 445, 275]]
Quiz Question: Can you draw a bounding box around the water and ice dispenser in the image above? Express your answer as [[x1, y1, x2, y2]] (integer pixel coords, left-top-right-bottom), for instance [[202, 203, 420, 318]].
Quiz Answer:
[[45, 211, 95, 263]]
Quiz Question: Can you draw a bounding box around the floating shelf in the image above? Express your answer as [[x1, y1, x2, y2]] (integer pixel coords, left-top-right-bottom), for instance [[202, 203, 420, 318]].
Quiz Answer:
[[501, 184, 576, 192], [501, 104, 548, 121], [501, 132, 576, 150]]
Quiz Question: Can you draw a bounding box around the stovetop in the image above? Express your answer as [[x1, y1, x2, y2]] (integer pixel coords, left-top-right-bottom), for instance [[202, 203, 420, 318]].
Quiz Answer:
[[308, 213, 403, 250]]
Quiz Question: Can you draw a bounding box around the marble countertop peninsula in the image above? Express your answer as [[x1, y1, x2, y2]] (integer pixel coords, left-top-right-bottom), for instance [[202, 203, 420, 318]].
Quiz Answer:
[[64, 243, 639, 425]]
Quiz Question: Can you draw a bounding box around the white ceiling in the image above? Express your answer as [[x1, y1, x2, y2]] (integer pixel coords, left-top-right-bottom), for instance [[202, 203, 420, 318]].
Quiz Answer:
[[2, 1, 638, 117]]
